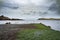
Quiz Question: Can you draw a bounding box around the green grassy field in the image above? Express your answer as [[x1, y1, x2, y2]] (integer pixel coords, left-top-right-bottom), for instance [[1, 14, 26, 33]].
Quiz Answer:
[[16, 23, 60, 40]]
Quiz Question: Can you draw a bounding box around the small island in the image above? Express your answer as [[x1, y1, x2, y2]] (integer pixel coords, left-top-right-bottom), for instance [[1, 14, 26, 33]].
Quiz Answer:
[[38, 18, 60, 20], [0, 15, 24, 20]]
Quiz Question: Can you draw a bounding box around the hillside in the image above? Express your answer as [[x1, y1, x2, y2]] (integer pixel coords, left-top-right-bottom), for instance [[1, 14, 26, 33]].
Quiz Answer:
[[0, 15, 23, 20], [38, 18, 60, 20]]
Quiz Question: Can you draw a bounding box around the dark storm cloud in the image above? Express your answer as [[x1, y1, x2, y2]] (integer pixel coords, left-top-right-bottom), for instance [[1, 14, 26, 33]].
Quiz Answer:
[[0, 0, 4, 9], [56, 0, 60, 15], [49, 3, 58, 11], [0, 0, 60, 19], [1, 3, 19, 9]]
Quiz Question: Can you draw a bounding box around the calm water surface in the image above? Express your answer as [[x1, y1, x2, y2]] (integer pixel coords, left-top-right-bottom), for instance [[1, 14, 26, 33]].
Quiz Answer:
[[0, 20, 60, 31]]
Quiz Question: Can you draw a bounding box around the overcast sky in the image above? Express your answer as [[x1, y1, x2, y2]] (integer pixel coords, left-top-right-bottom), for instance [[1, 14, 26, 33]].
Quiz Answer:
[[0, 0, 60, 20]]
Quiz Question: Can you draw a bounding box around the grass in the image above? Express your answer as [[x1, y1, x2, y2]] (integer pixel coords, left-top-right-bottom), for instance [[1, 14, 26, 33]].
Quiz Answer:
[[33, 23, 51, 30], [16, 23, 60, 40]]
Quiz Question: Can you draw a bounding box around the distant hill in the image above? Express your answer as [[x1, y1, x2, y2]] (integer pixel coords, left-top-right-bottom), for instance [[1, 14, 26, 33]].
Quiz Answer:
[[0, 15, 23, 20], [0, 15, 10, 20], [38, 18, 60, 20]]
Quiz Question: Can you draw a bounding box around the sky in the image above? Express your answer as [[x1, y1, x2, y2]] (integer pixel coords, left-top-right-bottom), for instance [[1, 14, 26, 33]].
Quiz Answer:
[[0, 0, 60, 20]]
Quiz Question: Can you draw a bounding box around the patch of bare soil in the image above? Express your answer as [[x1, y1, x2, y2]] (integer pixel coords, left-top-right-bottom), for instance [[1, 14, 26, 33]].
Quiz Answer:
[[0, 29, 19, 40], [0, 24, 36, 40]]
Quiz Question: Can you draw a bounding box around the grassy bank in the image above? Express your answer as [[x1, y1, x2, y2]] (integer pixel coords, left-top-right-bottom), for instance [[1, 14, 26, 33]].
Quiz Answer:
[[16, 24, 60, 40], [0, 24, 60, 40]]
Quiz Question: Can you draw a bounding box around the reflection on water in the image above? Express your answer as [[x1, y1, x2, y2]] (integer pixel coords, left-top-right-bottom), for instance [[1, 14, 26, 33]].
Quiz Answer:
[[0, 20, 60, 31]]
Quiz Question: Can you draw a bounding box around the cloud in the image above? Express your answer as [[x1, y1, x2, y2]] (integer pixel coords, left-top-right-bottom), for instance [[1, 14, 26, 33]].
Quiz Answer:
[[0, 0, 4, 9], [48, 3, 58, 11], [0, 0, 60, 19], [4, 0, 52, 6], [2, 2, 19, 9]]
